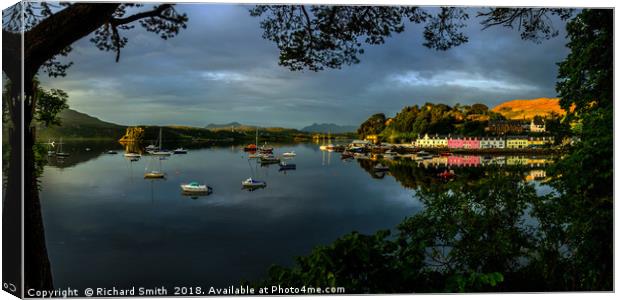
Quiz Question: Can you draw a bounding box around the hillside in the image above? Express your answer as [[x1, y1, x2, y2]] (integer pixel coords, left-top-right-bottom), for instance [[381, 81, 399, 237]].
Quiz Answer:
[[36, 109, 310, 142], [300, 123, 357, 133], [492, 98, 565, 120], [36, 109, 127, 140]]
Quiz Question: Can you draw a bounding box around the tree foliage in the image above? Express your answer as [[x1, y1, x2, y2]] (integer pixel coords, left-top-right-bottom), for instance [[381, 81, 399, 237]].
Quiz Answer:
[[366, 102, 504, 140], [251, 6, 573, 71], [357, 113, 387, 138]]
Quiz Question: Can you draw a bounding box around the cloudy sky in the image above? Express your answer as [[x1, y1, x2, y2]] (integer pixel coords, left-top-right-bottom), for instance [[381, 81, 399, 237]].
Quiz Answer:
[[39, 4, 570, 128]]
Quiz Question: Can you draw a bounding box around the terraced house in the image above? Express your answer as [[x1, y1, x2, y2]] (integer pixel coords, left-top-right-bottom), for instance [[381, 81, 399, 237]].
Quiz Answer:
[[506, 136, 529, 149], [447, 136, 481, 149], [479, 137, 505, 149], [415, 134, 448, 148]]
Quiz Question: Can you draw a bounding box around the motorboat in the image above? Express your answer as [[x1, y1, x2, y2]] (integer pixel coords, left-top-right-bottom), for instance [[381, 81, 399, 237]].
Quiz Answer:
[[259, 155, 280, 164], [180, 182, 212, 194], [174, 148, 188, 154], [144, 170, 165, 179], [146, 144, 158, 151], [149, 149, 173, 156], [282, 151, 296, 157], [374, 163, 390, 172], [242, 177, 266, 188], [107, 150, 118, 154], [279, 161, 296, 170], [244, 144, 258, 152], [124, 152, 141, 158]]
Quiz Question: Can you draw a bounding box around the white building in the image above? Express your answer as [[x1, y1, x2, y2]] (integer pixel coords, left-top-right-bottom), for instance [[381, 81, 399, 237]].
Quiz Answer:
[[415, 134, 448, 148], [480, 137, 506, 149]]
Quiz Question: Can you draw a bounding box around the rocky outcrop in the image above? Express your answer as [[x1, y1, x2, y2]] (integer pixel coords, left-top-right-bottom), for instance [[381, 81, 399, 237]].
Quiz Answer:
[[119, 127, 144, 142]]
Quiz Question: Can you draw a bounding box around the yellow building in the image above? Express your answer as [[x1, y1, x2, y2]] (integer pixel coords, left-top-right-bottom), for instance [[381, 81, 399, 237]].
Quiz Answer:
[[365, 134, 379, 144], [507, 136, 529, 149], [415, 134, 448, 148]]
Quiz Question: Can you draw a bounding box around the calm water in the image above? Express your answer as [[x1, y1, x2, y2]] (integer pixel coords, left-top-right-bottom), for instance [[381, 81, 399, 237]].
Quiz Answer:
[[39, 143, 422, 290]]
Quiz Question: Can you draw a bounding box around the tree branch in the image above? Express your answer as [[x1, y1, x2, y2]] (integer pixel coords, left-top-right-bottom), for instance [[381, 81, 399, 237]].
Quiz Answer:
[[109, 4, 172, 26]]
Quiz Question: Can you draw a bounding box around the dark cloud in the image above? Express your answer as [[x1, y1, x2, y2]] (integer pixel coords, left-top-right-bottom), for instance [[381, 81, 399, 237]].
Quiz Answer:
[[39, 5, 569, 128]]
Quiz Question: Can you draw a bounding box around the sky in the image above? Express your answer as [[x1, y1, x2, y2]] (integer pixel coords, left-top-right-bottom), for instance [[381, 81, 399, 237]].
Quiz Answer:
[[39, 4, 571, 129]]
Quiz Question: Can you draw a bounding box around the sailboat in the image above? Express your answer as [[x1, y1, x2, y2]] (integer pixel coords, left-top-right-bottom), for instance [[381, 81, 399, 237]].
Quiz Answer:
[[144, 156, 166, 179], [242, 158, 266, 190], [149, 128, 172, 156], [56, 138, 70, 157], [46, 139, 55, 156], [244, 128, 259, 152]]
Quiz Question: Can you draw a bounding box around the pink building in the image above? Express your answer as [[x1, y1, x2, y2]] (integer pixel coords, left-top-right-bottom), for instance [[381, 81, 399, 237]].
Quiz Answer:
[[447, 155, 481, 167], [447, 137, 480, 149]]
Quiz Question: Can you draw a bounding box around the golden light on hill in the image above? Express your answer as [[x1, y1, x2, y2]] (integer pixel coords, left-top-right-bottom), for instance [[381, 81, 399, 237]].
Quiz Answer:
[[492, 97, 566, 120]]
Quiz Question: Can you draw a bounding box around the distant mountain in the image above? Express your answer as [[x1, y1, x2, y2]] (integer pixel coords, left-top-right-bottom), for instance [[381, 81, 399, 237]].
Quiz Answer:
[[300, 123, 357, 133], [492, 98, 566, 120], [205, 122, 243, 129], [36, 108, 127, 140]]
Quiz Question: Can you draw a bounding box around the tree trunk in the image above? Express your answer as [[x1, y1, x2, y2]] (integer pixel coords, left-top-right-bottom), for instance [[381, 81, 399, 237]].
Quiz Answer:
[[3, 78, 54, 293]]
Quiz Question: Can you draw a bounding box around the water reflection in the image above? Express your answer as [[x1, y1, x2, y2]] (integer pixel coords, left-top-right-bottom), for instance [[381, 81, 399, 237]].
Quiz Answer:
[[38, 141, 559, 290]]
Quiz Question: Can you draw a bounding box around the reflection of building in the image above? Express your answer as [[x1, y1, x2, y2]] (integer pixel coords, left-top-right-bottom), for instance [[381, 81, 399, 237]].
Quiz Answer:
[[415, 134, 448, 148], [480, 137, 505, 149], [506, 156, 529, 165], [448, 136, 480, 149], [418, 156, 448, 168], [447, 155, 481, 167], [507, 136, 529, 149], [530, 118, 546, 132], [527, 136, 554, 147], [526, 169, 547, 181], [526, 157, 549, 167]]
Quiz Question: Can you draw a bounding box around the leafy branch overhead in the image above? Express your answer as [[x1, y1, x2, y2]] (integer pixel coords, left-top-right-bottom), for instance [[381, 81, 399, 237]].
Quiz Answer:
[[250, 6, 573, 71], [2, 2, 188, 78]]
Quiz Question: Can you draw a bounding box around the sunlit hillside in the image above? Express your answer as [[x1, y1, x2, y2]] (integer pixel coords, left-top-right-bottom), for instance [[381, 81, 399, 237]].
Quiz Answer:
[[492, 98, 565, 120]]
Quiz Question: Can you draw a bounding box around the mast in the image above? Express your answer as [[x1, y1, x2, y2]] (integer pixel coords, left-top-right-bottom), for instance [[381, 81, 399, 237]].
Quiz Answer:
[[159, 127, 163, 150], [255, 127, 258, 145]]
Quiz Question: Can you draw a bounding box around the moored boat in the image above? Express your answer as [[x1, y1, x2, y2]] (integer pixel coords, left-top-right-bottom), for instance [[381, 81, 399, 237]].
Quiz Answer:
[[174, 148, 188, 154], [279, 161, 296, 170], [374, 163, 390, 172], [259, 155, 280, 164], [282, 151, 296, 157], [124, 152, 141, 158], [180, 182, 212, 193], [242, 177, 266, 188]]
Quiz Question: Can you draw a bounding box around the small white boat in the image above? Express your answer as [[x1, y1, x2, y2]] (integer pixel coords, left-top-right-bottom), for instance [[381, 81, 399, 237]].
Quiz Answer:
[[180, 182, 212, 193], [374, 163, 390, 172], [149, 150, 173, 156], [107, 150, 118, 154], [282, 151, 296, 157], [145, 144, 157, 151], [124, 153, 141, 158], [174, 148, 188, 154], [242, 177, 266, 188], [144, 171, 165, 179], [85, 148, 91, 152]]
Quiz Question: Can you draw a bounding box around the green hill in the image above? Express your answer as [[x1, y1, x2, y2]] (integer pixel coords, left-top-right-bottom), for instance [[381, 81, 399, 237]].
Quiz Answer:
[[36, 109, 127, 141], [36, 109, 312, 143]]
